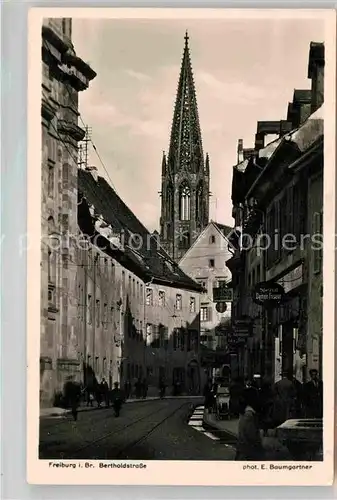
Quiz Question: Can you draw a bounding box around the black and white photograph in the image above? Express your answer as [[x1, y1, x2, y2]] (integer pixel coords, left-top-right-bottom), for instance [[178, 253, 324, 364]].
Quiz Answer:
[[27, 8, 336, 485]]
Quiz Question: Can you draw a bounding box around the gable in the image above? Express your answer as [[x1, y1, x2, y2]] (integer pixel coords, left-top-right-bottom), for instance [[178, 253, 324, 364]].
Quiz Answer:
[[179, 222, 233, 277]]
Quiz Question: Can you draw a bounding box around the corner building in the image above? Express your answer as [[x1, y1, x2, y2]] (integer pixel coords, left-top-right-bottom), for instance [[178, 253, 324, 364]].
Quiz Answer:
[[40, 18, 96, 406]]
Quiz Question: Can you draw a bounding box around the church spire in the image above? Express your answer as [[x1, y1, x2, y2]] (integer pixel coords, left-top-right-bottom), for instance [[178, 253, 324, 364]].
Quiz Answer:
[[160, 33, 210, 262], [167, 32, 204, 173]]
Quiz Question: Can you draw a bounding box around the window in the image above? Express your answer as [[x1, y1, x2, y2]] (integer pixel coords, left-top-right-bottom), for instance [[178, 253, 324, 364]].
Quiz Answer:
[[122, 270, 125, 289], [129, 275, 132, 291], [200, 305, 209, 322], [140, 284, 143, 303], [96, 300, 100, 327], [159, 290, 165, 307], [146, 323, 152, 345], [110, 306, 114, 323], [48, 166, 54, 197], [146, 288, 153, 306], [173, 328, 183, 350], [210, 235, 216, 244], [179, 182, 191, 221], [190, 297, 196, 313], [166, 183, 174, 220], [196, 182, 203, 221], [209, 259, 215, 268], [103, 303, 107, 328], [176, 294, 182, 311], [87, 295, 92, 324], [313, 211, 323, 273]]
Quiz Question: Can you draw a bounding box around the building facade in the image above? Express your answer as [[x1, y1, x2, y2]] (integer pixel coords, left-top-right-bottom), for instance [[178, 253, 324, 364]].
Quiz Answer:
[[227, 41, 324, 383], [160, 33, 210, 262], [40, 18, 96, 406], [179, 221, 233, 380], [179, 222, 232, 349], [77, 167, 203, 397]]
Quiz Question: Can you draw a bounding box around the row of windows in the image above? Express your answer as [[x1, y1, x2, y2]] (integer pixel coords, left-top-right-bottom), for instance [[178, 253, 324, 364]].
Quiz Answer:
[[83, 295, 115, 328], [165, 181, 205, 222], [248, 264, 262, 288], [145, 288, 196, 313]]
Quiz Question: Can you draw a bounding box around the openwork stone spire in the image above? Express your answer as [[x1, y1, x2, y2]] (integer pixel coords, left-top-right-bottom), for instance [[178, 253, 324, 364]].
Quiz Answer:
[[167, 31, 204, 174], [160, 32, 210, 262]]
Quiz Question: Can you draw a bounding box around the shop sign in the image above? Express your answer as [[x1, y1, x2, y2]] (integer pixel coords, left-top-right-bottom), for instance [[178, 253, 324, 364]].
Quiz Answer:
[[213, 287, 234, 302], [252, 281, 285, 306], [215, 301, 227, 313]]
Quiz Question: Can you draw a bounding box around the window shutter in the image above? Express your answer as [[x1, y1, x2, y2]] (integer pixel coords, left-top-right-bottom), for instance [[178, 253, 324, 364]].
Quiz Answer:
[[208, 306, 212, 322]]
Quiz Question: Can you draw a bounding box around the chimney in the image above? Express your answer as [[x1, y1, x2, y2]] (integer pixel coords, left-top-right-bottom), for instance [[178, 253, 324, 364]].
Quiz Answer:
[[85, 166, 98, 182], [291, 89, 312, 127], [237, 139, 244, 163], [308, 42, 324, 113]]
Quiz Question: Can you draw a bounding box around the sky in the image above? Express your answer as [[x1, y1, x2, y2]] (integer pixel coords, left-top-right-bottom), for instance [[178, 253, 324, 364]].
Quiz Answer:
[[72, 17, 324, 232]]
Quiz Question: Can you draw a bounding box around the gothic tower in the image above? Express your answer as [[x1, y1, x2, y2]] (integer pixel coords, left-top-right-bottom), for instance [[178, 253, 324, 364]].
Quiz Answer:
[[160, 32, 210, 262]]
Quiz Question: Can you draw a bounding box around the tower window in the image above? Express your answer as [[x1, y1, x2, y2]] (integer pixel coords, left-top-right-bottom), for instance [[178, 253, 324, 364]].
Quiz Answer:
[[196, 182, 203, 220], [166, 183, 174, 220], [179, 182, 191, 221]]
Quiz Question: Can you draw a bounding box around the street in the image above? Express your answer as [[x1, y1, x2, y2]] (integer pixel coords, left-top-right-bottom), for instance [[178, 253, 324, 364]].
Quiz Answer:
[[39, 398, 236, 461]]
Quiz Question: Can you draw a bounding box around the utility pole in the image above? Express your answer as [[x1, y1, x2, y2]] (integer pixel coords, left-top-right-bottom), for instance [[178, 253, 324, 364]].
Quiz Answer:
[[78, 125, 92, 169]]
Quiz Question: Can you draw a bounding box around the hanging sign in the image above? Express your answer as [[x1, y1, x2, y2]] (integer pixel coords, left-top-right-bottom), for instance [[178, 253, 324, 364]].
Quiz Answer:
[[252, 281, 285, 307]]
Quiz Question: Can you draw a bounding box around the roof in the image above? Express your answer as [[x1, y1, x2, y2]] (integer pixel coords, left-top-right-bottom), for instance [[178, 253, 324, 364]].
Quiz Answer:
[[287, 103, 323, 152], [78, 169, 201, 292], [258, 137, 283, 160], [212, 222, 233, 237], [179, 220, 233, 265]]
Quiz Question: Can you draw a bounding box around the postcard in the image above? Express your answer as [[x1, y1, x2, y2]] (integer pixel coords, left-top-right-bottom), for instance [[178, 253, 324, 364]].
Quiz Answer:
[[27, 7, 336, 485]]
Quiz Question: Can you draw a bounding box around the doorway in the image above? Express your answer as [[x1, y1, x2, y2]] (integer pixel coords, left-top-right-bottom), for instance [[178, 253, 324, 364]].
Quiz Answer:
[[281, 322, 295, 378]]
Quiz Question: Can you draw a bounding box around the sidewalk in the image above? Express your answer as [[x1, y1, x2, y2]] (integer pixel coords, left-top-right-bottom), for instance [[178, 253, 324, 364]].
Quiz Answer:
[[202, 409, 239, 438], [40, 395, 202, 418]]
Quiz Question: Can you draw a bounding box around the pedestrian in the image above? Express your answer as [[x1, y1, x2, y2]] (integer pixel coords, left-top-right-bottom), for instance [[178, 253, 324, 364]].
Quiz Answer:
[[203, 379, 214, 413], [229, 377, 244, 418], [110, 382, 123, 417], [63, 376, 81, 421], [273, 371, 295, 425], [159, 377, 166, 398], [291, 376, 304, 418], [235, 387, 264, 461], [135, 377, 142, 399], [303, 369, 323, 418], [100, 378, 110, 407], [123, 380, 131, 400], [259, 378, 275, 434], [142, 378, 148, 399]]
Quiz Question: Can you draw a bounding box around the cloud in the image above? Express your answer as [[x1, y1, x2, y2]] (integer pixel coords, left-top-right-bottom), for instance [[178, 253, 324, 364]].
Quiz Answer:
[[124, 69, 152, 82], [198, 71, 265, 105]]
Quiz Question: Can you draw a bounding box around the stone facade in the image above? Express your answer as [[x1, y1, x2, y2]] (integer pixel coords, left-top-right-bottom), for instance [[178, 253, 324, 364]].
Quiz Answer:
[[77, 167, 203, 397], [160, 33, 210, 262], [144, 283, 201, 394], [40, 18, 96, 406]]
